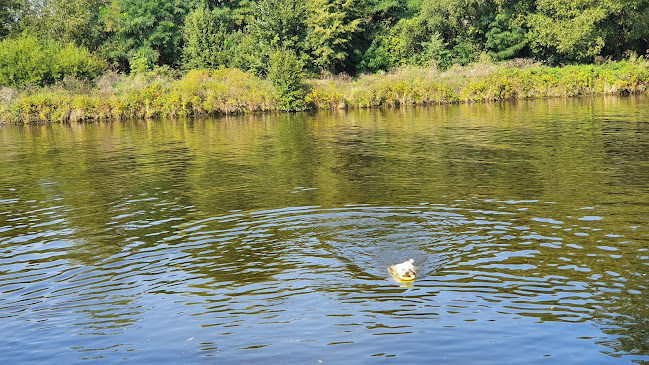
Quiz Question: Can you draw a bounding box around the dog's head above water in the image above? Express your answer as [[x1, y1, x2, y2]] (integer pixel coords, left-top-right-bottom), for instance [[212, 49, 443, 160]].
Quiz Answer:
[[388, 259, 416, 282]]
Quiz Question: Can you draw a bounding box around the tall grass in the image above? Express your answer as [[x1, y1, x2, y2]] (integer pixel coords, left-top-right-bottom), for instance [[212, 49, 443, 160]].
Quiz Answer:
[[1, 59, 648, 123], [306, 58, 649, 109], [1, 68, 276, 123]]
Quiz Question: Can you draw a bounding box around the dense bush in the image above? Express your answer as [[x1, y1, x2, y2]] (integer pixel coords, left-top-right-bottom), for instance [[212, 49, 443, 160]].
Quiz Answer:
[[100, 0, 189, 71], [0, 35, 105, 87], [181, 6, 234, 70], [268, 50, 306, 111]]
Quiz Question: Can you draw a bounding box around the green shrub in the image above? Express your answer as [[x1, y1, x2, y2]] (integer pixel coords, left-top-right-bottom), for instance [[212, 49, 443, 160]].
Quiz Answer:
[[0, 36, 49, 86], [181, 6, 234, 70], [268, 49, 306, 111], [54, 43, 106, 80], [0, 35, 105, 87]]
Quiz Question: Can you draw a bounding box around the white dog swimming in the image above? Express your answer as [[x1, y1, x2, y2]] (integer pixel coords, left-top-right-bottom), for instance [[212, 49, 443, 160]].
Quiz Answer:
[[388, 259, 416, 281]]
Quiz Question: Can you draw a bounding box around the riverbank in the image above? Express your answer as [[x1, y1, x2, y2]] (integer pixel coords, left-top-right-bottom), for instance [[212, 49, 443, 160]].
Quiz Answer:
[[1, 58, 648, 123]]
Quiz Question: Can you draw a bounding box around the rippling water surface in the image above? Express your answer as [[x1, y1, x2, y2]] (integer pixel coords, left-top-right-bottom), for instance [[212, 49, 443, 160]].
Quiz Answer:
[[1, 96, 649, 364]]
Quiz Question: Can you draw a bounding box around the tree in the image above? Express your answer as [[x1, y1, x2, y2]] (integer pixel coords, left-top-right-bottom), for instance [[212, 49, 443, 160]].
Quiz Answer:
[[15, 0, 104, 49], [417, 0, 497, 65], [268, 48, 306, 111], [599, 0, 649, 58], [182, 6, 235, 70], [526, 0, 616, 63], [0, 0, 20, 38], [352, 0, 399, 72], [485, 11, 527, 61], [234, 0, 309, 75], [306, 0, 363, 73], [100, 0, 195, 71]]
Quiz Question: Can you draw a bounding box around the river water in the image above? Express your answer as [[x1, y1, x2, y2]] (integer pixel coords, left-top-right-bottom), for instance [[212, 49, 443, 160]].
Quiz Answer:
[[1, 96, 648, 364]]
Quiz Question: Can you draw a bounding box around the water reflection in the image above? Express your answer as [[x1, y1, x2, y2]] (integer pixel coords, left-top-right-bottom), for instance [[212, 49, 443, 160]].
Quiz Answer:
[[1, 96, 648, 363]]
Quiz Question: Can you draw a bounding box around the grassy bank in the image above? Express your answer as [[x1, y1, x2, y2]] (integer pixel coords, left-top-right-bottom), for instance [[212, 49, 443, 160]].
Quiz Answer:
[[2, 59, 649, 123], [306, 58, 649, 108], [0, 68, 277, 123]]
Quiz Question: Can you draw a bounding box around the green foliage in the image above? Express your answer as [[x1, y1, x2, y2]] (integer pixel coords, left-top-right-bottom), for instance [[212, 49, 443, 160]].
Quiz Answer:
[[0, 0, 20, 38], [421, 32, 451, 69], [171, 68, 275, 114], [101, 0, 193, 71], [419, 0, 488, 44], [362, 0, 496, 70], [358, 37, 392, 73], [239, 0, 309, 75], [526, 0, 615, 63], [228, 31, 266, 75], [0, 35, 105, 87], [485, 12, 527, 61], [371, 0, 409, 18], [388, 17, 427, 65], [128, 50, 156, 74], [617, 1, 649, 55], [418, 0, 495, 66], [53, 43, 107, 80], [306, 0, 363, 73], [15, 0, 104, 49], [268, 49, 306, 111], [4, 0, 649, 84], [182, 6, 235, 70], [352, 0, 417, 73], [0, 36, 48, 87]]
